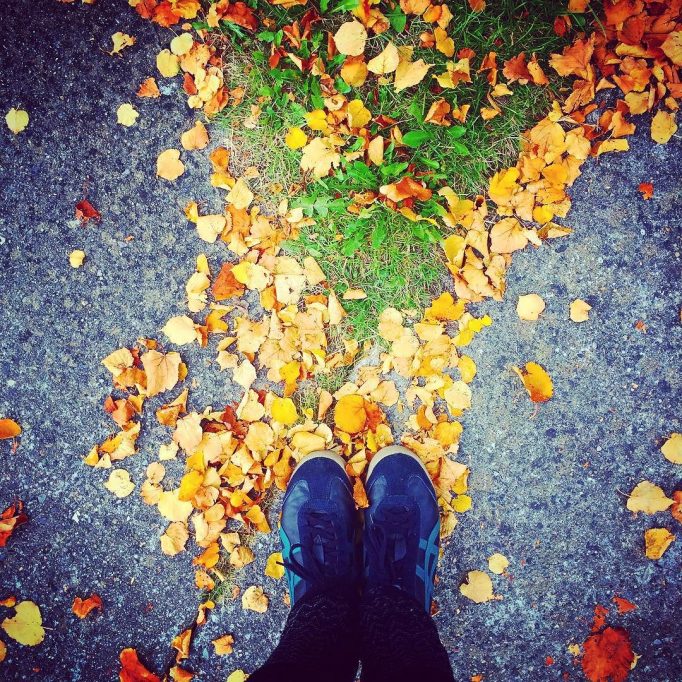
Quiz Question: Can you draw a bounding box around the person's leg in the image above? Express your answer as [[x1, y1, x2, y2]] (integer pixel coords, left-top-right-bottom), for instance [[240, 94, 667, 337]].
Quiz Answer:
[[360, 446, 454, 682], [249, 451, 360, 682]]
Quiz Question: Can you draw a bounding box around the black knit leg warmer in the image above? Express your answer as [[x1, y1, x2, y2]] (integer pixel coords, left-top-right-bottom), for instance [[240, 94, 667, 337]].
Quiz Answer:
[[359, 586, 454, 682], [249, 585, 360, 682]]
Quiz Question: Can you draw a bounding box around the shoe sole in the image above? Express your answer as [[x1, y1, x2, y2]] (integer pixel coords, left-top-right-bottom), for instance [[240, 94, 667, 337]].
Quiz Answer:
[[292, 449, 349, 478], [365, 444, 431, 480]]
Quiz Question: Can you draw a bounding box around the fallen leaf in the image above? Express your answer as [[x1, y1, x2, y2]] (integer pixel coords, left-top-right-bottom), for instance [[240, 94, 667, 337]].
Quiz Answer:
[[661, 433, 681, 464], [0, 501, 28, 547], [460, 570, 494, 603], [5, 108, 29, 134], [644, 527, 675, 560], [162, 316, 197, 345], [117, 103, 139, 127], [650, 110, 677, 144], [612, 596, 637, 614], [271, 397, 298, 426], [353, 477, 369, 508], [110, 31, 136, 55], [69, 250, 86, 268], [212, 634, 235, 656], [181, 121, 209, 150], [242, 586, 269, 613], [394, 58, 432, 92], [157, 49, 180, 77], [72, 594, 103, 619], [119, 648, 161, 682], [157, 149, 185, 181], [367, 42, 399, 74], [334, 395, 367, 434], [137, 77, 160, 98], [142, 350, 182, 397], [285, 127, 307, 149], [170, 32, 194, 56], [582, 626, 634, 682], [265, 552, 285, 579], [488, 553, 509, 575], [300, 137, 341, 178], [75, 199, 100, 224], [516, 294, 545, 321], [0, 419, 21, 440], [227, 672, 246, 682], [570, 299, 592, 322], [104, 469, 135, 498], [661, 30, 682, 66], [226, 178, 254, 210], [637, 182, 653, 200], [1, 601, 45, 646], [626, 481, 673, 515], [333, 21, 367, 57], [513, 362, 553, 403], [160, 521, 189, 555]]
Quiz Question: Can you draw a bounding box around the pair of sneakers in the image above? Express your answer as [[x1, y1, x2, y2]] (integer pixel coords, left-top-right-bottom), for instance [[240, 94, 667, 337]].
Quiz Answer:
[[279, 446, 440, 613]]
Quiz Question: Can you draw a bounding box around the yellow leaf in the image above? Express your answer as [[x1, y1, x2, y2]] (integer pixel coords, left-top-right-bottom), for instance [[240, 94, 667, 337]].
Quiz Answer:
[[227, 671, 246, 682], [516, 294, 545, 321], [596, 138, 629, 155], [160, 522, 189, 556], [341, 56, 369, 87], [661, 30, 682, 66], [458, 355, 477, 383], [265, 552, 285, 580], [242, 586, 269, 613], [333, 21, 367, 56], [488, 167, 520, 205], [285, 127, 308, 149], [117, 103, 139, 127], [328, 290, 347, 325], [181, 121, 209, 150], [142, 350, 182, 397], [229, 545, 255, 569], [170, 32, 194, 56], [367, 42, 399, 74], [488, 553, 509, 575], [490, 217, 528, 253], [661, 433, 682, 464], [212, 634, 235, 656], [1, 601, 45, 646], [394, 58, 432, 92], [425, 292, 465, 322], [651, 110, 677, 144], [158, 490, 193, 522], [232, 261, 272, 291], [157, 49, 180, 78], [300, 137, 341, 178], [304, 109, 328, 132], [367, 136, 384, 166], [104, 469, 135, 498], [513, 362, 553, 403], [226, 178, 254, 210], [347, 99, 371, 129], [459, 570, 495, 603], [110, 31, 136, 56], [271, 397, 298, 426], [69, 250, 86, 268], [334, 395, 367, 434], [178, 470, 203, 501], [157, 149, 185, 181], [644, 527, 675, 560], [626, 481, 673, 514], [5, 108, 29, 134], [196, 214, 227, 243], [162, 315, 197, 345], [452, 494, 472, 512], [569, 298, 591, 322]]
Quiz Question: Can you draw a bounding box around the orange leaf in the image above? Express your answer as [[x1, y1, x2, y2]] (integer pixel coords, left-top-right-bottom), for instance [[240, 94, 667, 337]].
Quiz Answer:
[[513, 362, 553, 403], [212, 263, 245, 300], [137, 77, 160, 98], [379, 177, 432, 203], [0, 501, 28, 547], [612, 596, 637, 614], [0, 418, 21, 439], [72, 594, 103, 619], [334, 395, 367, 434], [119, 648, 161, 682], [75, 199, 101, 225], [352, 478, 369, 508], [637, 182, 653, 200], [581, 626, 634, 682]]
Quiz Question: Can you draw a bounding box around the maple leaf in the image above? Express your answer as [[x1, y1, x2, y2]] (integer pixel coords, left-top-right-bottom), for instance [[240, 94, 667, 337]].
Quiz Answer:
[[581, 626, 634, 682]]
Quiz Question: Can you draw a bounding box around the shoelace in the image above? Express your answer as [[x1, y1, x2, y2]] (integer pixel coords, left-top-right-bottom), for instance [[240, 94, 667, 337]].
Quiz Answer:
[[282, 510, 341, 585], [367, 504, 413, 586]]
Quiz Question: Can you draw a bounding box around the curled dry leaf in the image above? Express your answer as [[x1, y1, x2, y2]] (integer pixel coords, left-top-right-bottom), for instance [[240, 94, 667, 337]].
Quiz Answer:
[[72, 594, 103, 619], [0, 418, 21, 440], [513, 362, 553, 403], [119, 648, 161, 682], [104, 469, 135, 498]]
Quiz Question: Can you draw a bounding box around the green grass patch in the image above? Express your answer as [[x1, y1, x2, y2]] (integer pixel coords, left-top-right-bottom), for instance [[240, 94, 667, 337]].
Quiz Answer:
[[208, 0, 576, 337]]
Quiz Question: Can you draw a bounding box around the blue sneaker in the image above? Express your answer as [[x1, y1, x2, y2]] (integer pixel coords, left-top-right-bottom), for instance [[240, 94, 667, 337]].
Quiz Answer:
[[363, 445, 440, 612], [280, 451, 358, 605]]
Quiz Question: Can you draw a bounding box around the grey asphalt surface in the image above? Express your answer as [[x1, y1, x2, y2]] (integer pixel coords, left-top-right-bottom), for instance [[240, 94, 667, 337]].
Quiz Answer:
[[0, 1, 680, 681]]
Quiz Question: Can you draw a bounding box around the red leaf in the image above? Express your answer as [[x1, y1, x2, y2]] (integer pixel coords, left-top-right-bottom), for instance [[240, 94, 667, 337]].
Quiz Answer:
[[582, 626, 634, 682], [0, 501, 28, 547], [119, 648, 161, 682], [612, 596, 637, 614], [72, 594, 103, 618], [637, 182, 653, 199], [75, 199, 101, 225]]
